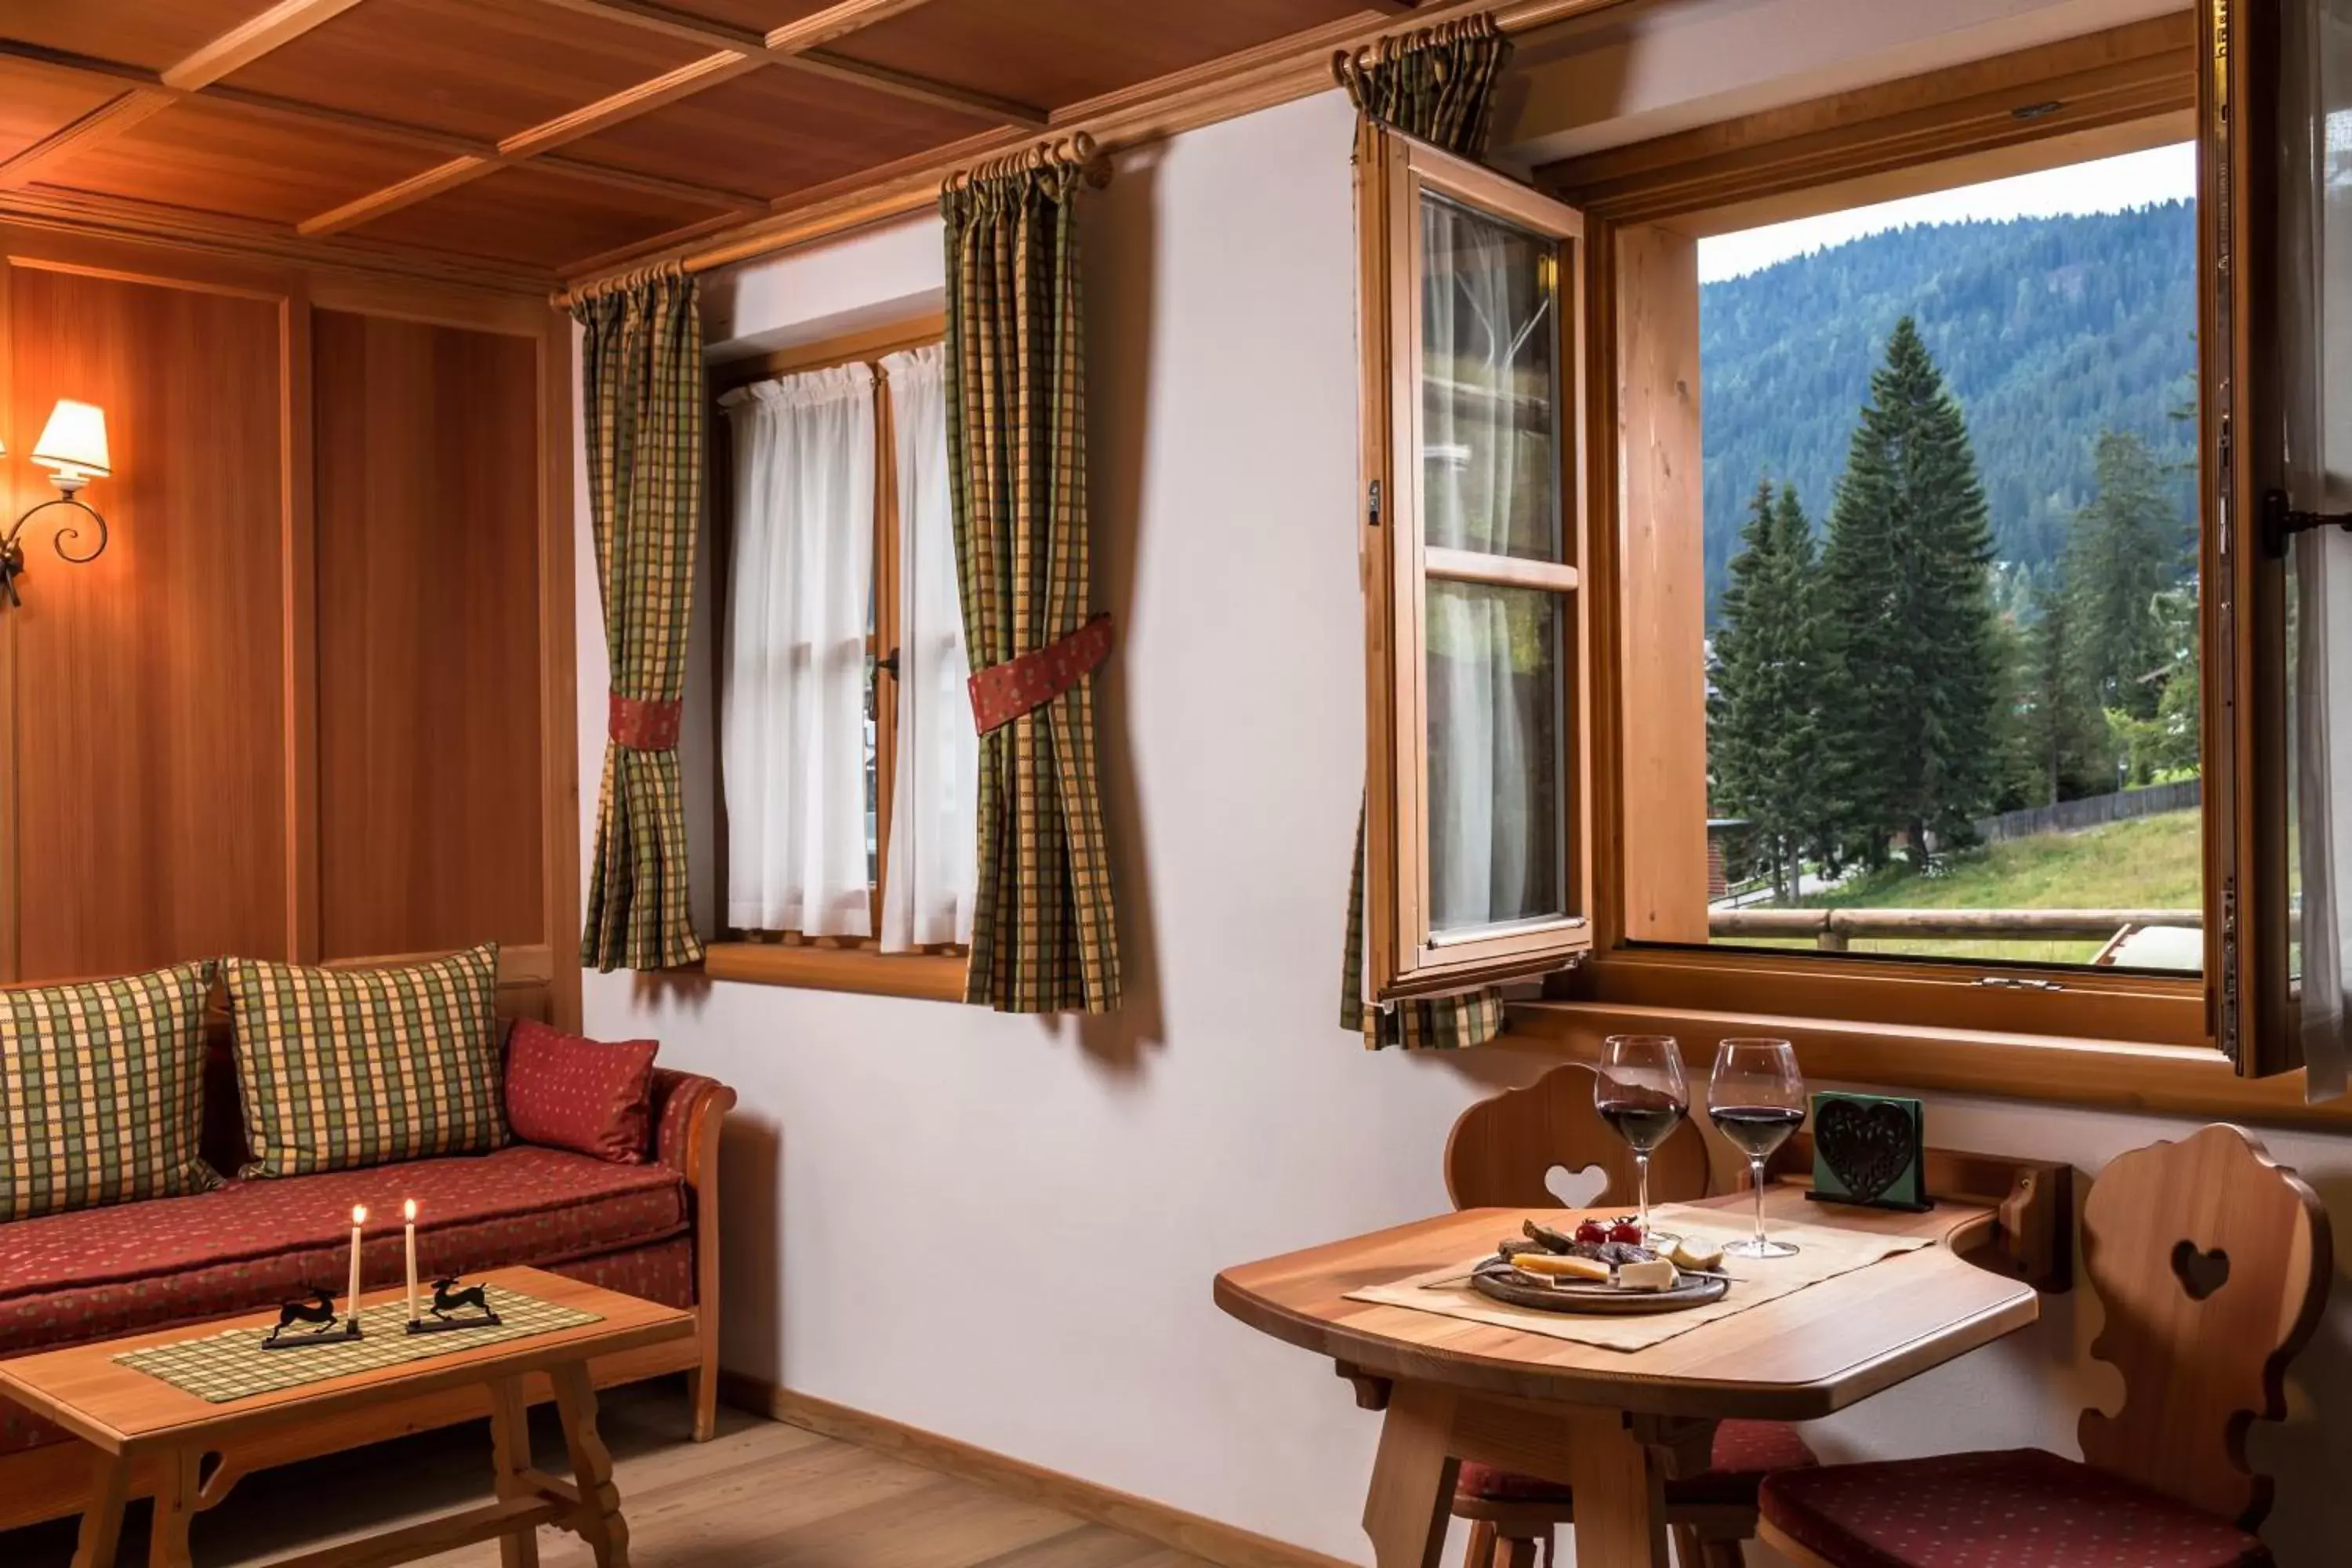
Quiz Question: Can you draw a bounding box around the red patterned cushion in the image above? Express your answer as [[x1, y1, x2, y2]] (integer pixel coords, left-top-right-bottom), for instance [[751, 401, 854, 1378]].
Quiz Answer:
[[546, 1236, 695, 1310], [1757, 1449, 2271, 1566], [505, 1019, 659, 1164], [1457, 1418, 1816, 1508]]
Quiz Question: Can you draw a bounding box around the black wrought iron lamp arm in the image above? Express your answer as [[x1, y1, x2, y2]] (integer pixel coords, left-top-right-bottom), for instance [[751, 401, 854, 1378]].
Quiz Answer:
[[0, 494, 110, 608]]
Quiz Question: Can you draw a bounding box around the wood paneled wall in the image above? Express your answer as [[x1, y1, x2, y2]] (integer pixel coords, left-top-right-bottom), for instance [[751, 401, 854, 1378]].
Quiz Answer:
[[0, 227, 579, 1026]]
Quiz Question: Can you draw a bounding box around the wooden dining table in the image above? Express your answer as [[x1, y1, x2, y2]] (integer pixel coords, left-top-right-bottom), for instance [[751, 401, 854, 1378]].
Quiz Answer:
[[1214, 1185, 2040, 1568]]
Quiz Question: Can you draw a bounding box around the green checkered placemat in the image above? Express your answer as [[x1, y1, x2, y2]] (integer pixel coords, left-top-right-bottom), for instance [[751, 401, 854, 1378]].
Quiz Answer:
[[114, 1287, 601, 1404]]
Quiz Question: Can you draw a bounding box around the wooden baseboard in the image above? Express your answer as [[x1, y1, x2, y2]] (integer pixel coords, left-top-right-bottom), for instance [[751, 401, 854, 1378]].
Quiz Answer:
[[717, 1374, 1352, 1568]]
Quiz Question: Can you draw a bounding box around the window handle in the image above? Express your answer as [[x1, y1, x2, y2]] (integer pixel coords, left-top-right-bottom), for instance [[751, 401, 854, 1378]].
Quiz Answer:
[[878, 647, 901, 680]]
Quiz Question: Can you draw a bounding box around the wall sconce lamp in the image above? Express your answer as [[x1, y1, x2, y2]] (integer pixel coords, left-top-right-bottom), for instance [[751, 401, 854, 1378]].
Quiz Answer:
[[1, 399, 113, 609]]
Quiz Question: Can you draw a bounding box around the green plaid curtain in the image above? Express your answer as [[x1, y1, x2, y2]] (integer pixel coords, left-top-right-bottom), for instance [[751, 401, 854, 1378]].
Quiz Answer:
[[574, 268, 706, 973], [941, 155, 1120, 1014], [1341, 14, 1516, 1051], [1334, 13, 1513, 159]]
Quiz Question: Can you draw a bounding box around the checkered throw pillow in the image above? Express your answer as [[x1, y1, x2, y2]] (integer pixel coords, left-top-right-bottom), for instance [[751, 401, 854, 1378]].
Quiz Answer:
[[0, 960, 221, 1222], [225, 944, 510, 1179]]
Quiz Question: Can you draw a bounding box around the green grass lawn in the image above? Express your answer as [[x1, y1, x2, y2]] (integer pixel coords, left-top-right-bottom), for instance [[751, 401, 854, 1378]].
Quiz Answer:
[[1720, 808, 2203, 965]]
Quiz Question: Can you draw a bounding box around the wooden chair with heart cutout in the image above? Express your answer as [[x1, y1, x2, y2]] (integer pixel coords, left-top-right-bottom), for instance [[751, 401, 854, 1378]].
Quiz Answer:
[[1434, 1062, 1817, 1568], [1756, 1123, 2331, 1567]]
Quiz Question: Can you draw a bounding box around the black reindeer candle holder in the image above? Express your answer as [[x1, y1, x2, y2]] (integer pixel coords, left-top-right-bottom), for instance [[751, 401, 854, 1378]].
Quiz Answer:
[[259, 1288, 362, 1349], [406, 1276, 503, 1335]]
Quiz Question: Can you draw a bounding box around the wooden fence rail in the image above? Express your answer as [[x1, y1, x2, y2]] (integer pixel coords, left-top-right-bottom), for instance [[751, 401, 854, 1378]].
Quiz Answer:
[[1710, 907, 2203, 952]]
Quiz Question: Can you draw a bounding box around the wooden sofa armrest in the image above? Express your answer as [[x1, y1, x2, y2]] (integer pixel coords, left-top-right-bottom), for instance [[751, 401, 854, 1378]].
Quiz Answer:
[[648, 1068, 733, 1186], [646, 1067, 733, 1440]]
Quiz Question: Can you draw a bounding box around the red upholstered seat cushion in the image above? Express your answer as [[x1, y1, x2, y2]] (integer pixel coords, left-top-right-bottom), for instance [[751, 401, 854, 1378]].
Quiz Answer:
[[1457, 1418, 1816, 1509], [0, 1145, 685, 1367], [1756, 1448, 2272, 1567], [504, 1018, 659, 1163]]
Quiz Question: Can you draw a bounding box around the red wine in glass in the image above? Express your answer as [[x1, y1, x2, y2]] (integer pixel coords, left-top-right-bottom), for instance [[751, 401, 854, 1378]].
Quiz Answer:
[[1708, 1040, 1806, 1259], [1597, 1099, 1687, 1152], [1708, 1105, 1806, 1160], [1595, 1036, 1689, 1245]]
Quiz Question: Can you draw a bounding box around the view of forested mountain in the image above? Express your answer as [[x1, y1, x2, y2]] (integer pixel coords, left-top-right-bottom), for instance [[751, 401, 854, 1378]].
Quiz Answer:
[[1698, 201, 2196, 621]]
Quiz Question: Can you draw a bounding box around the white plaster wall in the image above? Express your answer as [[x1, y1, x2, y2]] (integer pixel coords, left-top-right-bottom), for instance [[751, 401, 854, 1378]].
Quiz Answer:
[[571, 76, 2352, 1568], [578, 91, 1558, 1563]]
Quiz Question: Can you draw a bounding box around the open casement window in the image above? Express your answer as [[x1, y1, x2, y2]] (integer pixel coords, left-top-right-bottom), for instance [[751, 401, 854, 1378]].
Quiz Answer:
[[1478, 7, 2347, 1099], [2234, 0, 2352, 1085], [1356, 122, 1594, 1004]]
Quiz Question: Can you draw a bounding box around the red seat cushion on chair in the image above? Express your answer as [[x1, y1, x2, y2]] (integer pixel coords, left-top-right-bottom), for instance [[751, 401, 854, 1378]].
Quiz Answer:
[[1756, 1448, 2271, 1567], [1457, 1417, 1817, 1508]]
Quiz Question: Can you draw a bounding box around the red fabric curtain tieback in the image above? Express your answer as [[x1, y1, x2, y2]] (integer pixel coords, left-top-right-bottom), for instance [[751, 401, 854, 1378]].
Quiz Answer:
[[608, 694, 683, 750], [968, 613, 1115, 735]]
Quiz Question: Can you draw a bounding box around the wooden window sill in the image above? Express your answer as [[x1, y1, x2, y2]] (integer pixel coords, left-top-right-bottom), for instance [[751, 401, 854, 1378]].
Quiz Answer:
[[1504, 1000, 2348, 1131], [702, 942, 968, 1004]]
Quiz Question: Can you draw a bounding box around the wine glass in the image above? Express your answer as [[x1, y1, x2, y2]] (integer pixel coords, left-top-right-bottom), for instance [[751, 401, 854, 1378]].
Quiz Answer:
[[1708, 1038, 1806, 1259], [1595, 1035, 1689, 1247]]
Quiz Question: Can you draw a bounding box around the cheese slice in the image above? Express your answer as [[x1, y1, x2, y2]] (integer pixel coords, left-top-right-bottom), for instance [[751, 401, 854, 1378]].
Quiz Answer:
[[1512, 1253, 1610, 1282], [1615, 1258, 1681, 1291], [1668, 1239, 1724, 1272]]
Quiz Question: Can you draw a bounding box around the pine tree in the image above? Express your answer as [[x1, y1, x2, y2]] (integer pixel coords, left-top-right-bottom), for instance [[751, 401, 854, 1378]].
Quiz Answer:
[[2065, 430, 2180, 720], [1817, 317, 2005, 871], [2018, 581, 2107, 803], [1709, 480, 1824, 899]]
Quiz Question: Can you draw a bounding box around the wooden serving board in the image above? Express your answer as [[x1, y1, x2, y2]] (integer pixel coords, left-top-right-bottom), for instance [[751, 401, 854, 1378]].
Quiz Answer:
[[1470, 1268, 1729, 1316]]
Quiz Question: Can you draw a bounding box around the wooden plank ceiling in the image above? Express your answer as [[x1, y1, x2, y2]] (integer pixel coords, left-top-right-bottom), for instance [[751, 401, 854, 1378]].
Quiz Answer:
[[0, 0, 1387, 288]]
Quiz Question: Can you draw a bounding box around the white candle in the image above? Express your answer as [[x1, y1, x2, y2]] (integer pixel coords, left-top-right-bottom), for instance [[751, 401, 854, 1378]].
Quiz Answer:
[[348, 1205, 366, 1323], [404, 1200, 419, 1324]]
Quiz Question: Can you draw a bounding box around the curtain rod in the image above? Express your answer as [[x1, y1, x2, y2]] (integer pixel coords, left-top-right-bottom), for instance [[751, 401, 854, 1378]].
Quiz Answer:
[[550, 0, 1625, 307]]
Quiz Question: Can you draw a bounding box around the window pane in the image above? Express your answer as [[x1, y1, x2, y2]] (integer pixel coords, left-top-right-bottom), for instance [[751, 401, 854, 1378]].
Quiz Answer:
[[1421, 194, 1561, 561], [1427, 579, 1567, 935], [1672, 144, 2202, 971]]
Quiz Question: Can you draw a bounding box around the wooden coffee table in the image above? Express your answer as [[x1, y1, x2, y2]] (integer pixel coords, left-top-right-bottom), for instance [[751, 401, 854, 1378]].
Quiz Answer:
[[0, 1265, 692, 1568]]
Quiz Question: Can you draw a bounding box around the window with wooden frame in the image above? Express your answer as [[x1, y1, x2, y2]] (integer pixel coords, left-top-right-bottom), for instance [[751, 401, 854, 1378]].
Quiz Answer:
[[1355, 120, 1594, 1004], [1362, 9, 2338, 1115], [703, 316, 973, 1003]]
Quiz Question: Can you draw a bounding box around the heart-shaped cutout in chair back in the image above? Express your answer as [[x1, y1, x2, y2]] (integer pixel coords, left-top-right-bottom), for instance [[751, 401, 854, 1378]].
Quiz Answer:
[[1544, 1163, 1608, 1209], [2170, 1239, 2230, 1301]]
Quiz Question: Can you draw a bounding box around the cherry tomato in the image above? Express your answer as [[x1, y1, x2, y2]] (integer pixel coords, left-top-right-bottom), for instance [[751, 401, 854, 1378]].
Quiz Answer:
[[1608, 1221, 1645, 1245], [1573, 1219, 1609, 1246]]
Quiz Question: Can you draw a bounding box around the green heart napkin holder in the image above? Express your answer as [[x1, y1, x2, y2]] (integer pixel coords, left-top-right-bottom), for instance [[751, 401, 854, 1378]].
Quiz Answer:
[[1806, 1091, 1929, 1212]]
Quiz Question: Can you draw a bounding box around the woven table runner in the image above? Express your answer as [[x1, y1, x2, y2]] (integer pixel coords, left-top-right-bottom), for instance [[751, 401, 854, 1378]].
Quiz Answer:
[[114, 1287, 601, 1403], [1345, 1203, 1935, 1353]]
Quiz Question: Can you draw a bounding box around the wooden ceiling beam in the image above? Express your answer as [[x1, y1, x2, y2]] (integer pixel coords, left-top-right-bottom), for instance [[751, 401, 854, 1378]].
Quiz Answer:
[[764, 0, 948, 56], [784, 50, 1044, 127], [530, 0, 1047, 125], [498, 53, 765, 160], [296, 0, 1040, 239], [0, 89, 178, 187], [301, 52, 770, 235], [162, 0, 372, 90], [0, 0, 372, 194], [0, 181, 555, 294], [0, 43, 765, 220]]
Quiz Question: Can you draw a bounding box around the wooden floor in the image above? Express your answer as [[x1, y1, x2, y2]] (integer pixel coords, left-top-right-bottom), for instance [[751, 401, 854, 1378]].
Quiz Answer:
[[0, 1379, 1214, 1568]]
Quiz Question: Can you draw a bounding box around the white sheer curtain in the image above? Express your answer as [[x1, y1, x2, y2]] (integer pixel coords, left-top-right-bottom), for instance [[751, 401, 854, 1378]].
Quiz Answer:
[[2285, 0, 2352, 1098], [1421, 197, 1544, 935], [719, 364, 877, 937], [880, 345, 979, 949]]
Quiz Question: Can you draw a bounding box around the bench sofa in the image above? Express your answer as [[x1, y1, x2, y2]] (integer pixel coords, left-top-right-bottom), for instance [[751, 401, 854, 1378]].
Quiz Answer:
[[0, 1023, 732, 1534]]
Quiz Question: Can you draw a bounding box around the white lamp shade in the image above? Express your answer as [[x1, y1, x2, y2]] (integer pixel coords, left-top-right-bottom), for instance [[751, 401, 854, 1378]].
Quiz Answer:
[[31, 400, 110, 481]]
